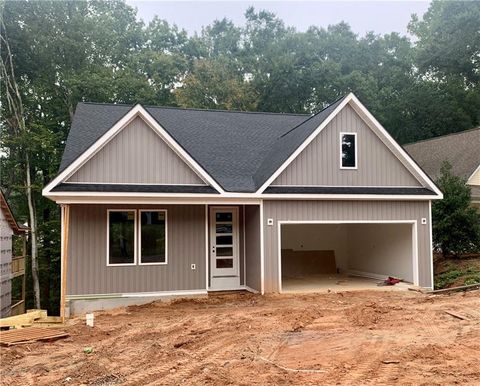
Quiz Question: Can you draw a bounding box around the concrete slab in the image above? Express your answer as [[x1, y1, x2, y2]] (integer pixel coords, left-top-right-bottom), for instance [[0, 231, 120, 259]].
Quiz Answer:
[[282, 274, 411, 293]]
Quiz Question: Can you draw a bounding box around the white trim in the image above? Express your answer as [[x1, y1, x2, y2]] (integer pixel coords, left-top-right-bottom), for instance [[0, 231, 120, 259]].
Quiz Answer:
[[62, 181, 208, 187], [47, 192, 439, 205], [138, 209, 168, 266], [66, 289, 207, 300], [277, 220, 420, 294], [209, 206, 240, 285], [256, 93, 442, 198], [42, 104, 224, 196], [339, 131, 358, 170], [467, 164, 480, 185], [106, 209, 137, 266], [243, 205, 246, 286], [270, 184, 420, 188], [205, 204, 209, 291], [260, 201, 265, 294], [429, 200, 434, 290], [244, 285, 260, 294]]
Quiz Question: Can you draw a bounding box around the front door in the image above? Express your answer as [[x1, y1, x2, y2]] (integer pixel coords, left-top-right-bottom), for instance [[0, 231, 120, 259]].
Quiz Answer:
[[209, 207, 240, 290]]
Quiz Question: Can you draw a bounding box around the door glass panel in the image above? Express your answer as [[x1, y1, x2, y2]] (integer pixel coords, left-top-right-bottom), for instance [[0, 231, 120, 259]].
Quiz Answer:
[[216, 212, 232, 222], [216, 247, 233, 256], [216, 235, 233, 245], [216, 258, 233, 268], [216, 224, 232, 234]]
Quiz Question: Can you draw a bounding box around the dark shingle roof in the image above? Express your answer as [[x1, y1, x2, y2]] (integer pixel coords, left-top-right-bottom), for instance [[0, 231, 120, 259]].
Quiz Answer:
[[52, 183, 218, 194], [403, 128, 480, 181], [60, 101, 339, 192], [264, 186, 435, 195]]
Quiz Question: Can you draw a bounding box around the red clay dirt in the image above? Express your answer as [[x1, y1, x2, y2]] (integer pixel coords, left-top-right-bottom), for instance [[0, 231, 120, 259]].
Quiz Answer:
[[1, 290, 479, 385]]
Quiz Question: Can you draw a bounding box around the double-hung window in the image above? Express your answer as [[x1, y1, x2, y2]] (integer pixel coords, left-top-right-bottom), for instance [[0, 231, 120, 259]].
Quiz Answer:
[[107, 209, 167, 266], [340, 132, 357, 169]]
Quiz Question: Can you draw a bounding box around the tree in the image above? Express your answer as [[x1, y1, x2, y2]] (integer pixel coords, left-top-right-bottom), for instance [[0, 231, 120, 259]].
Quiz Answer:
[[432, 162, 480, 256]]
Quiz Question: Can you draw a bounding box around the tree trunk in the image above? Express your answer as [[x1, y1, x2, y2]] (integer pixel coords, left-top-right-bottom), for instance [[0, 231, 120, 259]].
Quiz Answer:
[[25, 153, 41, 309]]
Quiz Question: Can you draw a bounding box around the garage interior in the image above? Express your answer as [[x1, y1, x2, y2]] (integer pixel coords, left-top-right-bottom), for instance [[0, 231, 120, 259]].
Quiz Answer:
[[280, 223, 414, 293]]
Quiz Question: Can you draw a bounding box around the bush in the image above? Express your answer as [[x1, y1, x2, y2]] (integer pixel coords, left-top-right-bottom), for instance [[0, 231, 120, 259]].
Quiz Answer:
[[432, 162, 480, 256]]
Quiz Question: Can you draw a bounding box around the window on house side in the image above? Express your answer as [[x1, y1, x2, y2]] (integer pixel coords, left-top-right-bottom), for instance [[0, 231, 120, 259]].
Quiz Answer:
[[341, 133, 357, 169], [108, 210, 136, 265], [139, 210, 167, 264]]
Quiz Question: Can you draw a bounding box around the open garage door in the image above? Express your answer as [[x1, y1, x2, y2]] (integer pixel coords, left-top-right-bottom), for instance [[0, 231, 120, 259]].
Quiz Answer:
[[280, 222, 416, 293]]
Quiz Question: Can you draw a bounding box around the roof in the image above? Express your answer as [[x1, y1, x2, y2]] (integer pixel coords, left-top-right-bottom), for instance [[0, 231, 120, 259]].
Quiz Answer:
[[52, 183, 218, 194], [59, 101, 355, 193], [264, 186, 435, 195], [0, 191, 28, 234], [404, 127, 480, 181]]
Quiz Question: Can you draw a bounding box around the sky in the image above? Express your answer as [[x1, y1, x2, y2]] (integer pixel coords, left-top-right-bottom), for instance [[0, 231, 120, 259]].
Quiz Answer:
[[125, 1, 431, 37]]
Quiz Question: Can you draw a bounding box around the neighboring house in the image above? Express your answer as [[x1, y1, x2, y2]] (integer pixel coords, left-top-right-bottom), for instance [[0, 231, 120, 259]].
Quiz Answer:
[[42, 93, 442, 315], [404, 128, 480, 209], [0, 191, 27, 318]]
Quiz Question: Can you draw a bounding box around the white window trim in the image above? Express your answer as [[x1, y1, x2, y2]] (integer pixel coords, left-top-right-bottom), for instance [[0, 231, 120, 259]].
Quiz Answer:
[[106, 209, 137, 267], [138, 209, 168, 266], [339, 132, 358, 170]]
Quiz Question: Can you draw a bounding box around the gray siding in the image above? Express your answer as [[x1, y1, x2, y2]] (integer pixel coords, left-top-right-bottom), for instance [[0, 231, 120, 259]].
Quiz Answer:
[[263, 200, 432, 292], [245, 205, 262, 291], [67, 204, 206, 296], [0, 209, 12, 317], [272, 105, 422, 187], [67, 117, 205, 185]]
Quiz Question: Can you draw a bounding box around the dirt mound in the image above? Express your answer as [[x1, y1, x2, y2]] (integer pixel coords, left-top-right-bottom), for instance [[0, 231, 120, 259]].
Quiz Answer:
[[1, 290, 479, 385]]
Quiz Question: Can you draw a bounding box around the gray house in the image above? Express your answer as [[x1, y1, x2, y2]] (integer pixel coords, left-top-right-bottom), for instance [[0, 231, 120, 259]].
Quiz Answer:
[[43, 93, 442, 315], [404, 127, 480, 210]]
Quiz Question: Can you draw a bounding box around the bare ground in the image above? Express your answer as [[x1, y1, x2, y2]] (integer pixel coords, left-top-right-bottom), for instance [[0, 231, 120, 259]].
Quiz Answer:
[[1, 290, 480, 386]]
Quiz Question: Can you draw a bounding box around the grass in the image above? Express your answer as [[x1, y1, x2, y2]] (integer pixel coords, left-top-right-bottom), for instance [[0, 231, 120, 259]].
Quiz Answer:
[[434, 262, 480, 289]]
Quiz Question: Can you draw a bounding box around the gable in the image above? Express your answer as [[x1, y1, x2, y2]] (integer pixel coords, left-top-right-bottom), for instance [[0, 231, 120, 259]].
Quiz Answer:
[[468, 166, 480, 186], [271, 104, 423, 187], [66, 117, 206, 185]]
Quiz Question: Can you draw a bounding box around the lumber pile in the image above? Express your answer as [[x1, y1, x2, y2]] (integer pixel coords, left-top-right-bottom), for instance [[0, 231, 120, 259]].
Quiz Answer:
[[0, 327, 69, 346], [0, 309, 62, 330]]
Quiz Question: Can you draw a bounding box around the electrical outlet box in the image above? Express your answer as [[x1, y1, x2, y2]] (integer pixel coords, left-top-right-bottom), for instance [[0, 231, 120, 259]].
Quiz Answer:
[[267, 218, 274, 226], [421, 218, 427, 225], [191, 264, 196, 270]]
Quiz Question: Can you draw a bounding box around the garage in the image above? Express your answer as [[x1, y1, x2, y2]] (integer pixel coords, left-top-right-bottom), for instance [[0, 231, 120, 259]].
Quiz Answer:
[[279, 222, 417, 293]]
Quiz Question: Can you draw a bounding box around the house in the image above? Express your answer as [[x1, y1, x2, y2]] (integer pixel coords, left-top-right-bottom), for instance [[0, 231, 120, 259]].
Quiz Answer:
[[0, 191, 27, 317], [42, 93, 442, 315], [404, 127, 480, 210]]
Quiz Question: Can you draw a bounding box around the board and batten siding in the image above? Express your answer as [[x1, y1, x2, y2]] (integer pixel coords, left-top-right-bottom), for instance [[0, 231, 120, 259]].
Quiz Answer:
[[67, 117, 206, 185], [272, 105, 422, 187], [67, 204, 206, 296], [263, 200, 432, 292], [244, 205, 262, 292]]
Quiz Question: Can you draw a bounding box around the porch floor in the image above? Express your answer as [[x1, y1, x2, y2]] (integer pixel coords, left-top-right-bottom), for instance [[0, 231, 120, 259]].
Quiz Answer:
[[282, 273, 411, 293]]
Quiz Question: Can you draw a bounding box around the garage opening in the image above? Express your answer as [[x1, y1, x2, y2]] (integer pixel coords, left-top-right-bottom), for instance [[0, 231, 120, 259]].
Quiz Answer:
[[280, 222, 415, 293]]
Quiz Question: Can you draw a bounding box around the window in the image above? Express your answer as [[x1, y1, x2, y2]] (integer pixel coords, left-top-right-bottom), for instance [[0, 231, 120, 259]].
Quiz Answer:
[[340, 132, 357, 169], [107, 210, 136, 265], [139, 210, 167, 264]]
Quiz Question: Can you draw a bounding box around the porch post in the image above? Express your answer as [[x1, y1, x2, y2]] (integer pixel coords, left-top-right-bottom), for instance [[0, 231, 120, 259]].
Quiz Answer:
[[60, 204, 70, 321]]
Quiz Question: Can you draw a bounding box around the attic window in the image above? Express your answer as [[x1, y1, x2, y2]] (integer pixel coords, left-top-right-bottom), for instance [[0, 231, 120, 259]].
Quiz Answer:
[[340, 132, 357, 169]]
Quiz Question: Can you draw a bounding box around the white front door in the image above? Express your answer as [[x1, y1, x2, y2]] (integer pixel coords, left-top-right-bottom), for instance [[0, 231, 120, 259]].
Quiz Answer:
[[209, 207, 240, 290]]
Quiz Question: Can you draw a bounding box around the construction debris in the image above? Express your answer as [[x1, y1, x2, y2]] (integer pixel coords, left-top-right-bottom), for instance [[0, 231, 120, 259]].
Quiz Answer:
[[0, 327, 69, 346], [427, 282, 480, 295], [444, 310, 469, 320], [0, 309, 62, 330]]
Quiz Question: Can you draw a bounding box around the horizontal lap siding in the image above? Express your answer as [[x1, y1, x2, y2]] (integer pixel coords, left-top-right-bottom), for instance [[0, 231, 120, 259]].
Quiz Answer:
[[67, 204, 206, 295], [67, 117, 205, 185], [272, 105, 421, 187], [263, 200, 432, 292]]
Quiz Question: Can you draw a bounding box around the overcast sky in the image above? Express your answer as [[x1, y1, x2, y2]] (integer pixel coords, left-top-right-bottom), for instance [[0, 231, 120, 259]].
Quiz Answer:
[[126, 1, 430, 37]]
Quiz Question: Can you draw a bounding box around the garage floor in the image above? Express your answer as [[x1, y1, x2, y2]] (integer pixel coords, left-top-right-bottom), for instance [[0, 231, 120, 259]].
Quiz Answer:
[[282, 274, 411, 293]]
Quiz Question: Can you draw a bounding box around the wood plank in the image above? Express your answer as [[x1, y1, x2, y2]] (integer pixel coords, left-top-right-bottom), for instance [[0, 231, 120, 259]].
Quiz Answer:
[[0, 310, 48, 328], [0, 327, 69, 346]]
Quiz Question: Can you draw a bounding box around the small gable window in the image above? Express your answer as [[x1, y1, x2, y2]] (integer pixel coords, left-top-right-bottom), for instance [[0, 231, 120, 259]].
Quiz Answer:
[[340, 132, 357, 169]]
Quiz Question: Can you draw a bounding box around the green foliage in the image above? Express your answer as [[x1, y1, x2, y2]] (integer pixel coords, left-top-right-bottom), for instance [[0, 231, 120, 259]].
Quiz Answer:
[[435, 268, 464, 289], [435, 264, 480, 289], [432, 163, 480, 256], [1, 0, 480, 313]]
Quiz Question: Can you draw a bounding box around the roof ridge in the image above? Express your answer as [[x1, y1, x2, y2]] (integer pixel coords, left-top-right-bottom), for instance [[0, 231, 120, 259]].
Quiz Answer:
[[280, 94, 346, 138], [403, 126, 480, 146], [79, 101, 310, 117]]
